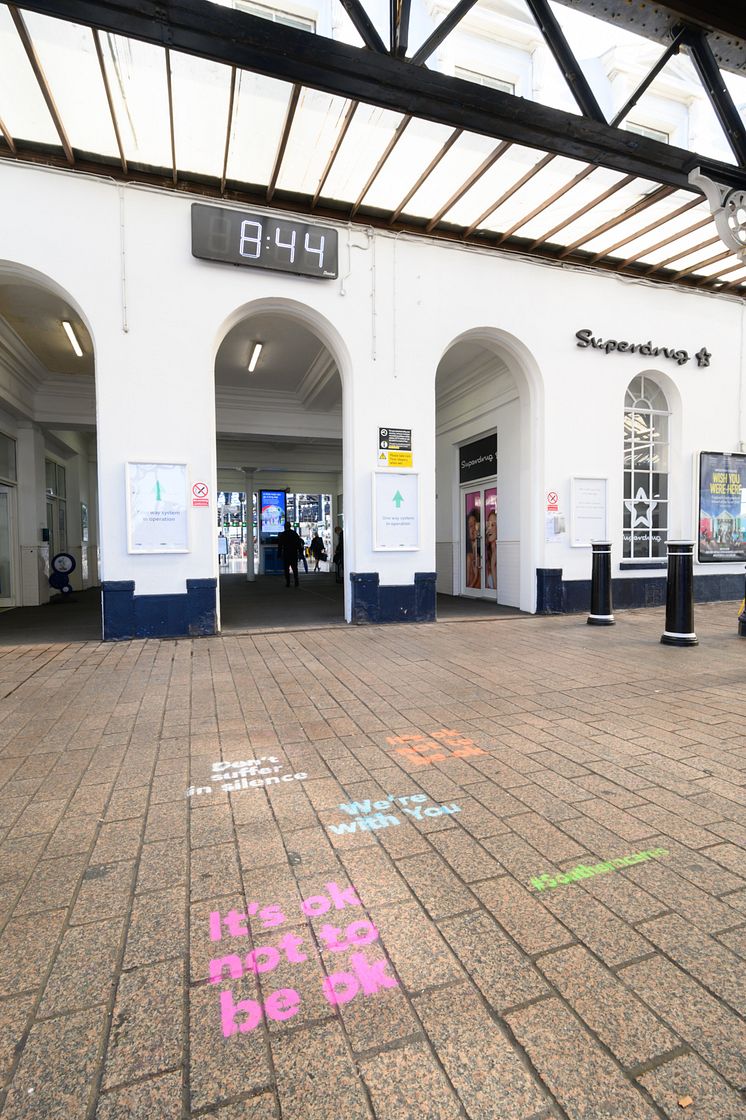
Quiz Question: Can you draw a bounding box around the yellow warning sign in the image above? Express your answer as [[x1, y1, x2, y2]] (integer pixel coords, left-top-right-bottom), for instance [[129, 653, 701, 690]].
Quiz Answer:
[[378, 450, 413, 467]]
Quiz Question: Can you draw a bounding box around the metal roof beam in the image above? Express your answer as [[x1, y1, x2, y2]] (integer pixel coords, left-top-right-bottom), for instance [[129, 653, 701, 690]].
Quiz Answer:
[[338, 0, 387, 53], [92, 28, 127, 173], [9, 4, 74, 164], [11, 0, 746, 194], [394, 0, 411, 57], [410, 0, 480, 66], [267, 84, 301, 203], [494, 162, 594, 242], [426, 141, 511, 232], [351, 114, 411, 217], [587, 196, 702, 263], [527, 173, 635, 249], [524, 0, 606, 123], [615, 214, 710, 267], [681, 28, 746, 167], [389, 127, 462, 222], [0, 115, 17, 156], [610, 29, 686, 127], [220, 67, 237, 194]]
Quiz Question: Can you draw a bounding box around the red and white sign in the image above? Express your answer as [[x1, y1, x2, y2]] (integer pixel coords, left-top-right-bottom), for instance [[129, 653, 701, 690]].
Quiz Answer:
[[546, 490, 559, 512], [192, 481, 210, 507]]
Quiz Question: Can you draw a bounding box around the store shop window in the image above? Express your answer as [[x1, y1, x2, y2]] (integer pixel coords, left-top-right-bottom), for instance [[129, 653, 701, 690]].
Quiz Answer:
[[623, 376, 669, 560]]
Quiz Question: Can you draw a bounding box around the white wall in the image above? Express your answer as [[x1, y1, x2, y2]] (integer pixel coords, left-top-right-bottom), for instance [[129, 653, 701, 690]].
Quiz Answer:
[[1, 159, 744, 620]]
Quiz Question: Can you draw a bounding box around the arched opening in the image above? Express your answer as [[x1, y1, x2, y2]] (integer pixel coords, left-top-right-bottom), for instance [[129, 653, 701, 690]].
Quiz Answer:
[[213, 299, 348, 631], [0, 262, 100, 642], [434, 328, 542, 616]]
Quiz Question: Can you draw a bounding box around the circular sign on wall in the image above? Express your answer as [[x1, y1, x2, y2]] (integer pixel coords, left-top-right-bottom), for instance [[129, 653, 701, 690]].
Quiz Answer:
[[51, 552, 76, 574]]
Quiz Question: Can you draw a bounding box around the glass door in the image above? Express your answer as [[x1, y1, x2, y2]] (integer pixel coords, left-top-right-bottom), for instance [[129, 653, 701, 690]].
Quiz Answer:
[[0, 485, 16, 608], [461, 483, 497, 598]]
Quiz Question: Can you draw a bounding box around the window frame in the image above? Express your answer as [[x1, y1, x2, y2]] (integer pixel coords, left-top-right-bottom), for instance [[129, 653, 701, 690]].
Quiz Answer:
[[623, 375, 671, 563]]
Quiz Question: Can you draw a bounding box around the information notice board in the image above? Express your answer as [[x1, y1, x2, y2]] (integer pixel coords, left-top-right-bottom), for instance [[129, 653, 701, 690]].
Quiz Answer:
[[373, 471, 419, 550], [127, 462, 189, 553], [571, 477, 608, 546]]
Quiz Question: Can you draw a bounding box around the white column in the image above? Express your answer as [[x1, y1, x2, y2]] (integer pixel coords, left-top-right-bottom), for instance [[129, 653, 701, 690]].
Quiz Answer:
[[244, 470, 255, 581], [15, 423, 48, 605]]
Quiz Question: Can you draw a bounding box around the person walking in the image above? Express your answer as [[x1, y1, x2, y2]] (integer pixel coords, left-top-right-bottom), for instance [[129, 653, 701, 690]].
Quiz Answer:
[[277, 521, 305, 587], [309, 530, 326, 572], [294, 523, 309, 573], [333, 525, 344, 584]]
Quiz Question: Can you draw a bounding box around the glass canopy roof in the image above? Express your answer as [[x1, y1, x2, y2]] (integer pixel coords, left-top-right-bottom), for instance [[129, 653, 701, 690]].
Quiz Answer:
[[1, 1, 745, 296]]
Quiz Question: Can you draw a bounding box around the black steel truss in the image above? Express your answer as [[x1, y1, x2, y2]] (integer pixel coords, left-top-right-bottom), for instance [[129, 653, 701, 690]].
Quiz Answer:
[[10, 0, 746, 196], [3, 0, 746, 297]]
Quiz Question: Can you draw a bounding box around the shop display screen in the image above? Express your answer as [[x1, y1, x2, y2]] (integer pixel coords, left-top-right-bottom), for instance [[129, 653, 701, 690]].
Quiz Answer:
[[191, 203, 338, 279], [260, 491, 286, 540]]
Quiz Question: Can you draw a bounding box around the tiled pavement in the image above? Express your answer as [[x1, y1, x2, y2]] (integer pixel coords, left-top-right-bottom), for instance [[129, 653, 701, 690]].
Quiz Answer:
[[0, 602, 745, 1120]]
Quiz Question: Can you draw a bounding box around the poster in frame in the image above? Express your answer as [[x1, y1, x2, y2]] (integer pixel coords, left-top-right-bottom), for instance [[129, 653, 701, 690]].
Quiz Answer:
[[126, 462, 189, 553], [698, 451, 746, 562]]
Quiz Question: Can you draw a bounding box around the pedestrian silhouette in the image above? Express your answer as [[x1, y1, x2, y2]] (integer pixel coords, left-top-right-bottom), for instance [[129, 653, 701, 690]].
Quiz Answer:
[[277, 521, 305, 587]]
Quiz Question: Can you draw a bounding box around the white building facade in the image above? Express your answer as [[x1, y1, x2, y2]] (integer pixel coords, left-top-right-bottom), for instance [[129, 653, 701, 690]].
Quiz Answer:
[[1, 154, 745, 638]]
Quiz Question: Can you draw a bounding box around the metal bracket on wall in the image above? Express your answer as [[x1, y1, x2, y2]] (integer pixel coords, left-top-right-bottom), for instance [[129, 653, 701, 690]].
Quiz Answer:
[[689, 168, 746, 259]]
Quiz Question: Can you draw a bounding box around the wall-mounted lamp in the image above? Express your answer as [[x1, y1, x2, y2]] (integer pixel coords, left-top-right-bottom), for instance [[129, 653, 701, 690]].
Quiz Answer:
[[62, 320, 83, 357], [248, 342, 263, 373]]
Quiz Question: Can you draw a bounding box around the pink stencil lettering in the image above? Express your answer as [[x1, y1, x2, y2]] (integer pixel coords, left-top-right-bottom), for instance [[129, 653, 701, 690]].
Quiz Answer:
[[224, 910, 249, 937], [220, 990, 262, 1036], [277, 932, 307, 963], [209, 954, 244, 984], [318, 923, 347, 951], [245, 946, 281, 974], [301, 894, 330, 916], [322, 970, 359, 1005], [265, 988, 300, 1022], [326, 881, 362, 911], [258, 903, 286, 929], [318, 920, 378, 951], [349, 953, 398, 995], [344, 920, 378, 947]]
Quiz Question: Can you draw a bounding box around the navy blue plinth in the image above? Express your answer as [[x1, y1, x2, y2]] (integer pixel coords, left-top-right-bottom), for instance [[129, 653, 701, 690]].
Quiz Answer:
[[102, 578, 217, 640], [350, 572, 437, 624]]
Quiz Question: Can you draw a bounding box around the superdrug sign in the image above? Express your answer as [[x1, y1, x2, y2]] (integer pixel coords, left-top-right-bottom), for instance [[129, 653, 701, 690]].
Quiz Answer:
[[575, 328, 711, 368]]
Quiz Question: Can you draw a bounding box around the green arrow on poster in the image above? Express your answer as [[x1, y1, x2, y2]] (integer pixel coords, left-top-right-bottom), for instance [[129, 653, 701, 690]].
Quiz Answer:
[[393, 490, 404, 508], [155, 480, 163, 501]]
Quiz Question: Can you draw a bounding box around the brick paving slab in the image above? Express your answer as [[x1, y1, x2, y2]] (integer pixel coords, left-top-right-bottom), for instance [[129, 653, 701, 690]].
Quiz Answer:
[[637, 1053, 745, 1120], [1, 603, 746, 1118]]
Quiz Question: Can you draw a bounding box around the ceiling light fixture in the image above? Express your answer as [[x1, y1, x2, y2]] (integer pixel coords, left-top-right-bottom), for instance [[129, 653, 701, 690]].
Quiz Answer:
[[62, 320, 83, 358], [248, 342, 263, 373]]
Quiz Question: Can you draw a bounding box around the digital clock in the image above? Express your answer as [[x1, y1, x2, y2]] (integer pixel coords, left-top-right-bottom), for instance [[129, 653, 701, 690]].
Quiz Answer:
[[191, 203, 338, 279]]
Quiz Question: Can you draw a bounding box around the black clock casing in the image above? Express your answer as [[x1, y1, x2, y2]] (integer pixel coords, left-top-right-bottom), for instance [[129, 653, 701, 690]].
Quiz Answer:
[[191, 203, 338, 279]]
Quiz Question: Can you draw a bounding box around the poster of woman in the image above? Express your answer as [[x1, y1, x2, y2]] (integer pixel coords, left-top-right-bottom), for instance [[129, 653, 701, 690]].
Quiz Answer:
[[465, 494, 481, 589], [485, 488, 497, 591]]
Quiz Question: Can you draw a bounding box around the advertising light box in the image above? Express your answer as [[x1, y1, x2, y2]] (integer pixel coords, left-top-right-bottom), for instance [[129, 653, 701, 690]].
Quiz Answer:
[[260, 490, 286, 540]]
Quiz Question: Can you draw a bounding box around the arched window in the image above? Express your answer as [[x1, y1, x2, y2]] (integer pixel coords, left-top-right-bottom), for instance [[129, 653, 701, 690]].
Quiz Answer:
[[623, 376, 669, 560]]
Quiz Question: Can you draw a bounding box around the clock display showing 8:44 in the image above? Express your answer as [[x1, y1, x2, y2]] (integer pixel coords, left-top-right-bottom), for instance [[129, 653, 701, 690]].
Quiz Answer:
[[191, 203, 338, 280]]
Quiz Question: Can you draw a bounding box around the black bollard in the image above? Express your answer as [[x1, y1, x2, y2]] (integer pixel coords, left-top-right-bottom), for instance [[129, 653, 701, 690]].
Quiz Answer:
[[738, 567, 746, 637], [587, 541, 614, 625], [660, 541, 698, 646]]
